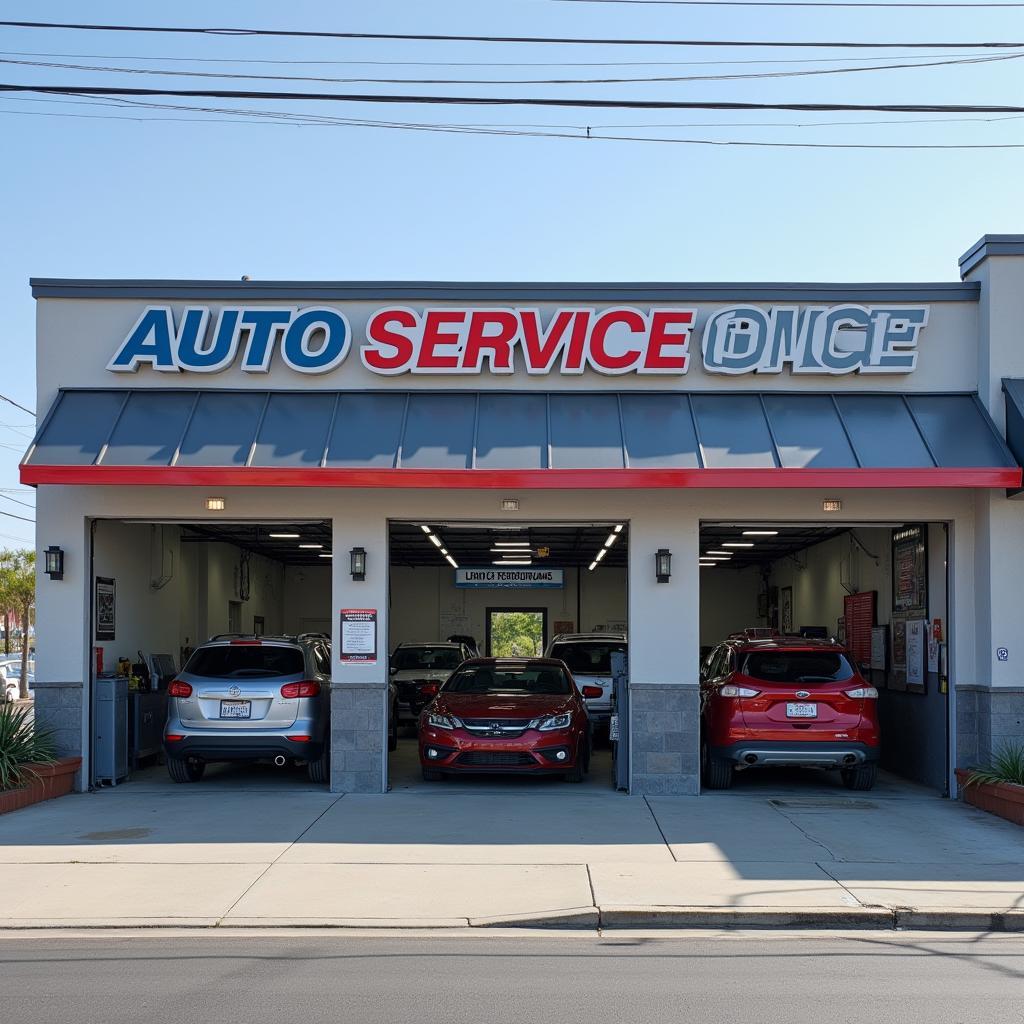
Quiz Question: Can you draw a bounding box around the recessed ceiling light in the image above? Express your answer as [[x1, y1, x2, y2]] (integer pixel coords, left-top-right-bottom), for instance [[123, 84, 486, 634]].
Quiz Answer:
[[318, 553, 333, 558], [614, 524, 624, 533], [595, 548, 607, 562], [604, 533, 618, 548], [706, 550, 732, 556], [588, 561, 598, 571], [494, 559, 532, 566], [699, 562, 717, 568], [722, 542, 754, 548], [490, 547, 532, 553], [494, 541, 530, 548], [269, 532, 300, 539], [702, 555, 731, 561], [428, 534, 443, 548], [420, 524, 432, 534], [742, 530, 779, 536], [445, 554, 458, 569]]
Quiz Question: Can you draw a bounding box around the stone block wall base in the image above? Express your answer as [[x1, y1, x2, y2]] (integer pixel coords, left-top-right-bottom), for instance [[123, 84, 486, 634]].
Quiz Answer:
[[330, 683, 387, 793], [629, 683, 699, 795]]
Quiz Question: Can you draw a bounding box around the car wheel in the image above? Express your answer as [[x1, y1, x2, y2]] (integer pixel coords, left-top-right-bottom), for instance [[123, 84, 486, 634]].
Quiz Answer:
[[564, 743, 585, 783], [167, 756, 204, 783], [388, 703, 399, 752], [841, 763, 877, 791], [307, 745, 330, 785], [701, 739, 733, 790], [421, 766, 443, 782]]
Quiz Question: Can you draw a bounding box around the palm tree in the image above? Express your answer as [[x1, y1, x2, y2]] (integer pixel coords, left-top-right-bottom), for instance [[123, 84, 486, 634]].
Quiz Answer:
[[0, 550, 35, 699]]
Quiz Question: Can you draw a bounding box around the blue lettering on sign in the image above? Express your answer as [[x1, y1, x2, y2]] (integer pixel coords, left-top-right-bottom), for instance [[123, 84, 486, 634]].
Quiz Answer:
[[108, 305, 351, 375], [702, 304, 928, 375]]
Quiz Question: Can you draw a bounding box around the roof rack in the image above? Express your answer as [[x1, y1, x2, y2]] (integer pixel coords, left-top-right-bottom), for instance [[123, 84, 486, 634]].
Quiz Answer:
[[207, 632, 298, 642]]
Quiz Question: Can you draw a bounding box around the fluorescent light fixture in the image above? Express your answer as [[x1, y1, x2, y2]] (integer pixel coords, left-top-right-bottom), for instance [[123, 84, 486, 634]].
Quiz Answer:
[[588, 561, 598, 571], [742, 530, 779, 536], [595, 548, 607, 562], [445, 554, 458, 568], [440, 547, 448, 556], [420, 524, 432, 534], [428, 534, 443, 548], [494, 541, 530, 548], [604, 533, 618, 548], [494, 559, 532, 566], [318, 553, 333, 559], [699, 562, 716, 568], [703, 555, 731, 561], [269, 532, 300, 539], [299, 543, 323, 549], [490, 547, 532, 553], [705, 550, 732, 556], [722, 542, 754, 548], [614, 524, 624, 533]]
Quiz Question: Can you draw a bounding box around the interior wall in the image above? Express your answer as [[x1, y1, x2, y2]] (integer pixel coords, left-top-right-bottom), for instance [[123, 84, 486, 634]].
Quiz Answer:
[[283, 564, 332, 634], [389, 564, 627, 652], [699, 565, 762, 648], [201, 541, 286, 639]]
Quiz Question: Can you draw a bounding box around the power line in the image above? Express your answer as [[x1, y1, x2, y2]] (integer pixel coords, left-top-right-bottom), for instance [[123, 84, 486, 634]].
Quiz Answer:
[[0, 393, 34, 417], [8, 83, 1024, 114], [4, 50, 1021, 85], [1, 20, 1022, 49], [0, 509, 34, 524], [0, 494, 34, 510]]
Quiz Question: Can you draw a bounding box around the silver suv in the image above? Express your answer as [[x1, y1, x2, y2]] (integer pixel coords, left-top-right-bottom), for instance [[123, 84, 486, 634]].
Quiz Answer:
[[544, 632, 627, 735], [164, 633, 332, 784]]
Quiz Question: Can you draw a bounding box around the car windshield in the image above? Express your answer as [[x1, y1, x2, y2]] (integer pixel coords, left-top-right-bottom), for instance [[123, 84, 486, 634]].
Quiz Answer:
[[184, 645, 305, 678], [549, 641, 625, 675], [392, 647, 464, 671], [444, 665, 571, 695], [741, 651, 854, 684]]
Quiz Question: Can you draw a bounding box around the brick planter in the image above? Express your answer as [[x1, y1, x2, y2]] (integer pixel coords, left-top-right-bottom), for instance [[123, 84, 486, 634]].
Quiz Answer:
[[0, 756, 81, 816], [955, 768, 1024, 826]]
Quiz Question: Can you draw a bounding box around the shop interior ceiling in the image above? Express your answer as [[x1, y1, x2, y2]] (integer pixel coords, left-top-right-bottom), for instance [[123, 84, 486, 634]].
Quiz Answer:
[[699, 525, 853, 570], [179, 522, 333, 566], [389, 523, 629, 570]]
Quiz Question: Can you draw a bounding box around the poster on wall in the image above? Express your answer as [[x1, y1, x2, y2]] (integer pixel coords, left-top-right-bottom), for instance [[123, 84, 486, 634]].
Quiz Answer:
[[339, 608, 377, 663], [906, 618, 927, 691], [780, 587, 793, 633], [892, 525, 928, 617], [94, 577, 116, 641], [870, 626, 888, 672]]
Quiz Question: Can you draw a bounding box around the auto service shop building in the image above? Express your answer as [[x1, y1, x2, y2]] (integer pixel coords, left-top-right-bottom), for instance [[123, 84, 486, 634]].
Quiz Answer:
[[21, 234, 1024, 796]]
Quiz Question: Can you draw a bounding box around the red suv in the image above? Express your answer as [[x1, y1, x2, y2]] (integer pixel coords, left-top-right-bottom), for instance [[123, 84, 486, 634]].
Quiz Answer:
[[418, 657, 598, 782], [700, 636, 880, 791]]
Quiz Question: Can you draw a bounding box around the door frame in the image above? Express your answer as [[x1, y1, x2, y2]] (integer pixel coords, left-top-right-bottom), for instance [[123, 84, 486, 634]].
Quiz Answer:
[[485, 606, 549, 658]]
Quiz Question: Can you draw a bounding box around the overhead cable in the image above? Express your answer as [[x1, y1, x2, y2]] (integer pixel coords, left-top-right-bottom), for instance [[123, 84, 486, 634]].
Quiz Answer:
[[0, 393, 34, 417], [0, 20, 1022, 49]]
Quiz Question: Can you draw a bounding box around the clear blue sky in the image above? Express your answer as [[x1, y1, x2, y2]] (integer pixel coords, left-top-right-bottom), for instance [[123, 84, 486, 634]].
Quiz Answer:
[[1, 0, 1022, 546]]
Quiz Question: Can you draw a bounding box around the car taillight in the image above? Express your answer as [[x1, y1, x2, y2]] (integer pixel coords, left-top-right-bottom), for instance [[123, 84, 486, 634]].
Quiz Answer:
[[280, 680, 321, 698], [167, 680, 192, 698], [287, 735, 311, 742], [230, 640, 262, 646], [165, 734, 185, 742], [844, 686, 879, 699], [720, 684, 760, 698], [418, 682, 440, 697]]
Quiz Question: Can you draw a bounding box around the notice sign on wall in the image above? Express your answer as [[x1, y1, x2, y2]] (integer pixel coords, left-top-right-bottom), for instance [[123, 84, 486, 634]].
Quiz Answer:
[[456, 568, 564, 589], [339, 608, 377, 663]]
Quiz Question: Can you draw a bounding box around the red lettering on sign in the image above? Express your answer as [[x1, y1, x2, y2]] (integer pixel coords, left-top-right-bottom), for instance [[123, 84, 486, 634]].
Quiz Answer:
[[363, 308, 417, 373], [589, 309, 645, 373], [417, 311, 465, 370], [464, 311, 519, 372], [562, 311, 592, 373], [520, 310, 573, 373], [644, 310, 693, 372]]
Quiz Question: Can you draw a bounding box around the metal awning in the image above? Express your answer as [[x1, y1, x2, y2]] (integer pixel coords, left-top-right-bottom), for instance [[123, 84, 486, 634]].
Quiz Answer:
[[20, 389, 1021, 489]]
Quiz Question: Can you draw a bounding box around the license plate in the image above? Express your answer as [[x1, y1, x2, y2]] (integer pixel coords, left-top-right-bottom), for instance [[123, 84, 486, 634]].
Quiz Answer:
[[786, 702, 818, 719], [220, 700, 251, 719]]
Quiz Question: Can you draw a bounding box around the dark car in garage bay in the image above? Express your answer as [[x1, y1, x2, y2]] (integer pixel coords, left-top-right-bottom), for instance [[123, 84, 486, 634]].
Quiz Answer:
[[700, 636, 881, 791]]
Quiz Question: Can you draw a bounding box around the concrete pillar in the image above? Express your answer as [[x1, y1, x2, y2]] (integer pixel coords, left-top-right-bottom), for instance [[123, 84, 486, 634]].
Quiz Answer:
[[626, 508, 700, 794], [329, 509, 389, 793]]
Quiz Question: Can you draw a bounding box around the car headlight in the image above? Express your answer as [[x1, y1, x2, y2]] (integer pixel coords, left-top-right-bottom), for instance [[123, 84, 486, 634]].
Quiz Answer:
[[426, 712, 461, 730], [537, 713, 573, 732]]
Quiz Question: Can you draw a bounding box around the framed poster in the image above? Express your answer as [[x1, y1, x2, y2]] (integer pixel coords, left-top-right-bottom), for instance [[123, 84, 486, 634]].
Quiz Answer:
[[780, 587, 793, 633], [870, 626, 888, 672], [906, 618, 927, 692], [94, 577, 116, 641], [892, 524, 928, 618], [339, 608, 377, 664]]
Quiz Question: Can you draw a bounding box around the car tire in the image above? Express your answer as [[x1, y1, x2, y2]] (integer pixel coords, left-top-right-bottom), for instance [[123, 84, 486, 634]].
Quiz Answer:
[[565, 743, 586, 783], [307, 745, 330, 785], [167, 756, 204, 783], [388, 703, 399, 752], [421, 766, 443, 782], [841, 762, 877, 791], [701, 740, 733, 790]]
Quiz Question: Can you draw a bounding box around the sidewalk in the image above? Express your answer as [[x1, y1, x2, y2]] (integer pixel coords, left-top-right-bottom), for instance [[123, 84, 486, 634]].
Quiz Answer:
[[0, 764, 1021, 930]]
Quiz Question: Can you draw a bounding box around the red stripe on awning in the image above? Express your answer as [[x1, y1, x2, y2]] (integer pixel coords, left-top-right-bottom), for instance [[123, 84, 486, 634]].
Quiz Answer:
[[19, 464, 1023, 489]]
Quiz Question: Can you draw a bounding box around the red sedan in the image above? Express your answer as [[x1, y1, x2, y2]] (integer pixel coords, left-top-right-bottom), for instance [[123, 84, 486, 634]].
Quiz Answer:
[[701, 637, 881, 791], [418, 657, 599, 782]]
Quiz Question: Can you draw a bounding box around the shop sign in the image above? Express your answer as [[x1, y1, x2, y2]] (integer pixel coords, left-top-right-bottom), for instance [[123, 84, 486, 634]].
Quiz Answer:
[[339, 608, 377, 663], [107, 303, 928, 377], [455, 567, 564, 589]]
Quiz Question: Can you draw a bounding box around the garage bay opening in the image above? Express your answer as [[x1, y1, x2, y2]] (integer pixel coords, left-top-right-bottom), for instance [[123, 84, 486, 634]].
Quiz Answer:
[[699, 522, 950, 795], [88, 519, 332, 789], [387, 521, 629, 791]]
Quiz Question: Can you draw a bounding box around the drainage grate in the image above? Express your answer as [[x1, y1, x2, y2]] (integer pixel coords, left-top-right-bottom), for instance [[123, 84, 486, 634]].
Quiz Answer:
[[769, 799, 878, 811]]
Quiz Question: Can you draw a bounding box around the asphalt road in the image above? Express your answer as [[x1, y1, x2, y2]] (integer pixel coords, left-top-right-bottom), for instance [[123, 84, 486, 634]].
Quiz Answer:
[[1, 932, 1022, 1023]]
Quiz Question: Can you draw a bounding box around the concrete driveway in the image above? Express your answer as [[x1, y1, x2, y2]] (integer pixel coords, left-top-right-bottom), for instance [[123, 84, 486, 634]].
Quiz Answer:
[[0, 759, 1021, 929]]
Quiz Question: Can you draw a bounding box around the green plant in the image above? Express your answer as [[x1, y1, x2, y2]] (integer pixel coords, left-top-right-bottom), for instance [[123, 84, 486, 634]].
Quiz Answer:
[[967, 744, 1024, 788], [0, 702, 56, 791]]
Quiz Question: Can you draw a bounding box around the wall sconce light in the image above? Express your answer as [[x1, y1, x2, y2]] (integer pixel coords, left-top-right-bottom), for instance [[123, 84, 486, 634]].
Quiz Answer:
[[350, 546, 367, 581], [205, 497, 226, 511], [44, 545, 65, 581], [655, 548, 672, 584]]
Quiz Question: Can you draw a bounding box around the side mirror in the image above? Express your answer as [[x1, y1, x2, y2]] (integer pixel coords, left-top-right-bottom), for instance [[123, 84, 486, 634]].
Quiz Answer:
[[388, 661, 397, 674], [580, 685, 603, 699]]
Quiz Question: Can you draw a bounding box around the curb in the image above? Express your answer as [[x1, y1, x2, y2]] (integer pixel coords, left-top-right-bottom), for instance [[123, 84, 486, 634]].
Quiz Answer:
[[597, 906, 893, 930]]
